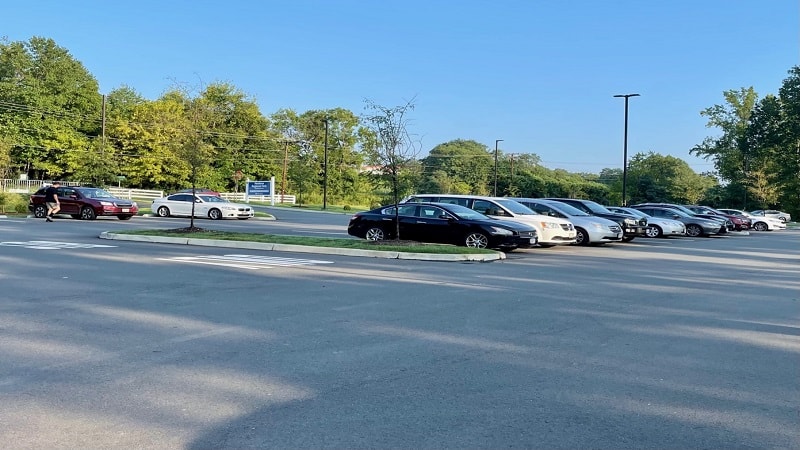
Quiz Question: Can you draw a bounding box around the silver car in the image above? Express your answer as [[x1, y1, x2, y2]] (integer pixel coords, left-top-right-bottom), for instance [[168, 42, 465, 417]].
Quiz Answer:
[[749, 209, 791, 223], [608, 206, 685, 238], [510, 198, 623, 245]]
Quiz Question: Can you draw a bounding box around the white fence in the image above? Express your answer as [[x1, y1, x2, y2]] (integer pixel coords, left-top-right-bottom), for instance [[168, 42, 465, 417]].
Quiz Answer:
[[106, 187, 164, 200], [1, 179, 296, 204], [220, 192, 296, 204]]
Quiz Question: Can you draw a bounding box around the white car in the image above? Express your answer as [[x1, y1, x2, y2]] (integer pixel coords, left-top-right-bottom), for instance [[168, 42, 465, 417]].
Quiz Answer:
[[748, 209, 791, 223], [607, 206, 685, 238], [718, 209, 786, 231], [152, 194, 254, 220], [402, 194, 577, 247]]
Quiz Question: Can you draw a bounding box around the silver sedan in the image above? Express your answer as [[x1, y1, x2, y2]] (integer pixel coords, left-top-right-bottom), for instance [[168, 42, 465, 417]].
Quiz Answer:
[[151, 194, 254, 220], [608, 206, 685, 238]]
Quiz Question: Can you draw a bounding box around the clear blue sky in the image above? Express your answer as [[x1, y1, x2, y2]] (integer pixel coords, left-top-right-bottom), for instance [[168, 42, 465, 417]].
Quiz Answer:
[[4, 0, 798, 173]]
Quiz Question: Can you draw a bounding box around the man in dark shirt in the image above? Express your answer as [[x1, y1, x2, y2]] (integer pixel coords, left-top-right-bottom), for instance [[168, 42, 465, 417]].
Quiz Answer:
[[44, 181, 61, 222]]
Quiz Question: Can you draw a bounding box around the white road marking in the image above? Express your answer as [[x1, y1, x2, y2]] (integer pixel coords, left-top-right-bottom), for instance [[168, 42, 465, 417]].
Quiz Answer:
[[0, 240, 117, 250], [158, 254, 334, 269]]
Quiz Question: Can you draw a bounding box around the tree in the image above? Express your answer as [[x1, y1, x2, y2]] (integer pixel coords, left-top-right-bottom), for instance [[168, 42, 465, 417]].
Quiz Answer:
[[420, 139, 492, 194], [0, 36, 101, 180], [361, 98, 419, 240], [626, 152, 717, 204]]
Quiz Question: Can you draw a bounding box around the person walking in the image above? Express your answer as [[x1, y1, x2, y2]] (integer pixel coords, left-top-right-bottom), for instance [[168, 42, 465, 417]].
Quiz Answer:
[[44, 181, 61, 222]]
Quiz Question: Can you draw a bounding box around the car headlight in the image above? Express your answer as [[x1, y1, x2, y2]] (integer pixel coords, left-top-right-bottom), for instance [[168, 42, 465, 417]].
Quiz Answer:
[[99, 201, 113, 206], [132, 201, 138, 208], [540, 221, 560, 229], [488, 226, 513, 236]]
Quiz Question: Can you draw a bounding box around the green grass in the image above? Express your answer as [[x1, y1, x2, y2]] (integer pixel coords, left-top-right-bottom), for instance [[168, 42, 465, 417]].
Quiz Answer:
[[117, 229, 497, 254]]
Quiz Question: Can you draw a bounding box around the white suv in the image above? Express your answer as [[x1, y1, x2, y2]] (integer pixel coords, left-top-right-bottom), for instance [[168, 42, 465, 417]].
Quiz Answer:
[[402, 194, 577, 247]]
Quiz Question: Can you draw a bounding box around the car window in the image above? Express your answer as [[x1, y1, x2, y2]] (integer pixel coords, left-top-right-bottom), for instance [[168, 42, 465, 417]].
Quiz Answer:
[[382, 205, 416, 216], [472, 200, 495, 215], [406, 196, 431, 203], [437, 197, 469, 207], [60, 188, 78, 197], [418, 205, 446, 218], [169, 194, 193, 202]]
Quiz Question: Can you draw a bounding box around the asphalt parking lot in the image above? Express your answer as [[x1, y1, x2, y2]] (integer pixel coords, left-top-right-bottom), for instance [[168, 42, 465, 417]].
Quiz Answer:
[[1, 215, 798, 449]]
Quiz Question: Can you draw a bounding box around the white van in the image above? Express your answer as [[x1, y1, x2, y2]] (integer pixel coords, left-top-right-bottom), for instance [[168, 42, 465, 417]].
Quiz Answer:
[[403, 194, 577, 247]]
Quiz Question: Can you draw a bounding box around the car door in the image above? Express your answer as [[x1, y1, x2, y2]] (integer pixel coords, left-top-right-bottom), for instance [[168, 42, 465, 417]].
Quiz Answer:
[[411, 205, 454, 244], [58, 187, 80, 214], [168, 194, 195, 216]]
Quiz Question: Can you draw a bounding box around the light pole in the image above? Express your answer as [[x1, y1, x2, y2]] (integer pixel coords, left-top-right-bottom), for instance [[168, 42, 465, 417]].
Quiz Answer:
[[323, 118, 328, 210], [494, 139, 503, 196], [613, 93, 639, 206]]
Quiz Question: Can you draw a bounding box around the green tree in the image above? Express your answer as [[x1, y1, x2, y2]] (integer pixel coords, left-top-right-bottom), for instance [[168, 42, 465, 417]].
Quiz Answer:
[[626, 152, 717, 204], [0, 36, 101, 180], [420, 139, 492, 194]]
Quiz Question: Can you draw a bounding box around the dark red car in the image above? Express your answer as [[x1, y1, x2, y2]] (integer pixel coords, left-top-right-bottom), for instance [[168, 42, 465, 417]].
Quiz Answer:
[[28, 186, 139, 220]]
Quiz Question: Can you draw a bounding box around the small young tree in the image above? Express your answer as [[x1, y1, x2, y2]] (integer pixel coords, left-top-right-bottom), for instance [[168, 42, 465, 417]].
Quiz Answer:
[[361, 98, 419, 240]]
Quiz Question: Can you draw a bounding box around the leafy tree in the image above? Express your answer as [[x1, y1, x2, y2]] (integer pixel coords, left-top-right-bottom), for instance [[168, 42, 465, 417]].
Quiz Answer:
[[361, 98, 419, 239], [420, 139, 492, 194], [626, 152, 717, 204], [0, 36, 101, 179]]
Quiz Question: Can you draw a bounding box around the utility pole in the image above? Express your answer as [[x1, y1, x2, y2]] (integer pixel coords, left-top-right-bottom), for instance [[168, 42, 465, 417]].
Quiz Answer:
[[494, 139, 503, 196], [323, 118, 328, 210], [282, 140, 289, 198]]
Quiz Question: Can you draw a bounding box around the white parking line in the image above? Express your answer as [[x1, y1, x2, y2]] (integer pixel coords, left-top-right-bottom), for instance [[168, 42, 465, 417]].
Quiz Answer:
[[0, 240, 117, 250], [157, 254, 334, 269]]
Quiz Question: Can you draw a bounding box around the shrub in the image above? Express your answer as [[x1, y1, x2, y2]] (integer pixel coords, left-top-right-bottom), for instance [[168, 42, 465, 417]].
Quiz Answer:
[[0, 192, 29, 214], [343, 205, 351, 211]]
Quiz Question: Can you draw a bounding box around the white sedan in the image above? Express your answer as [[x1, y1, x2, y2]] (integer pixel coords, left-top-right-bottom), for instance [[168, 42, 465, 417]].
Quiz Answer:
[[749, 209, 791, 223], [718, 209, 786, 231], [152, 194, 254, 220]]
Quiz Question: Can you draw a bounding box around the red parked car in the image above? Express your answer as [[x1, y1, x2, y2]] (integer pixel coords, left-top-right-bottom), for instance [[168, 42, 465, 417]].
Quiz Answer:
[[683, 205, 751, 231], [28, 186, 139, 220]]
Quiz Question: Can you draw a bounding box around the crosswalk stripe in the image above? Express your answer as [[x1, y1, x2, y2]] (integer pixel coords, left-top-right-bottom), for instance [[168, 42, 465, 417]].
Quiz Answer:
[[0, 240, 117, 250], [157, 254, 333, 269]]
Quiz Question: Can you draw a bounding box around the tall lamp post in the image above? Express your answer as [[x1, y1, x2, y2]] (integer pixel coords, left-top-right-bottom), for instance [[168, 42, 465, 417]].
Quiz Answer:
[[613, 93, 640, 206], [494, 139, 503, 196]]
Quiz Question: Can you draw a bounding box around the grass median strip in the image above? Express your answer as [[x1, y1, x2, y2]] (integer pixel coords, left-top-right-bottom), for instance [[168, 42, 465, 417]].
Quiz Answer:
[[116, 229, 498, 254]]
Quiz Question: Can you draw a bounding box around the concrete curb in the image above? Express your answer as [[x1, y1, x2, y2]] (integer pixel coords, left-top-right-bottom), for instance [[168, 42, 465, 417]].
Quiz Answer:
[[99, 232, 505, 262]]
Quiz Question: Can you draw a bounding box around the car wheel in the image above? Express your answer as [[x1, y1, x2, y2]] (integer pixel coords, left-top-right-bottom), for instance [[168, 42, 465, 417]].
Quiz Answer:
[[753, 221, 768, 231], [80, 207, 97, 220], [465, 232, 489, 248], [685, 224, 703, 237], [645, 226, 663, 238], [33, 204, 47, 218], [574, 227, 590, 246], [365, 227, 385, 241], [118, 215, 133, 220], [208, 208, 222, 220], [156, 206, 170, 217]]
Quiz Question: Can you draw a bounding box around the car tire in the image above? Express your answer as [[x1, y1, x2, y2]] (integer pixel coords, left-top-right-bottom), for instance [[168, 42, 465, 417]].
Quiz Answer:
[[79, 207, 97, 220], [645, 226, 663, 238], [156, 206, 170, 217], [365, 227, 385, 241], [753, 221, 768, 231], [208, 208, 222, 220], [33, 204, 47, 218], [465, 232, 489, 248], [574, 227, 590, 246], [685, 224, 703, 237], [118, 215, 133, 220]]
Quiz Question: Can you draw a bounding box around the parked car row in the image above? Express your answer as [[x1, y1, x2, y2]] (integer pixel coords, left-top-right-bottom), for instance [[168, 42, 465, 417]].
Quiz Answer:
[[348, 194, 789, 251]]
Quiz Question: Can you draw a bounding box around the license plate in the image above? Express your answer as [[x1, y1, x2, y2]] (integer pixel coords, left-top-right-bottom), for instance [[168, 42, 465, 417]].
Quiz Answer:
[[122, 208, 130, 212], [626, 228, 634, 233]]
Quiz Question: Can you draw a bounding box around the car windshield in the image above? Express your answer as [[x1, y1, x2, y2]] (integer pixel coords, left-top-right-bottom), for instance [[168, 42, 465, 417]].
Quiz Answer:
[[441, 203, 490, 220], [200, 195, 227, 203], [547, 201, 589, 216], [78, 188, 114, 199], [621, 208, 648, 219], [581, 200, 614, 214], [494, 199, 536, 215]]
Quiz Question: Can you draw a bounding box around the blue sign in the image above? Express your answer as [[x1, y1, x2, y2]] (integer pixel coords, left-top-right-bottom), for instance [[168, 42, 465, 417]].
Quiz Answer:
[[246, 180, 272, 196]]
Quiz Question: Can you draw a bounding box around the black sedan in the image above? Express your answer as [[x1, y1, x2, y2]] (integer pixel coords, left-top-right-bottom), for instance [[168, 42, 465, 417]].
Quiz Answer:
[[347, 202, 538, 251]]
